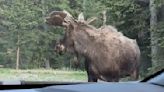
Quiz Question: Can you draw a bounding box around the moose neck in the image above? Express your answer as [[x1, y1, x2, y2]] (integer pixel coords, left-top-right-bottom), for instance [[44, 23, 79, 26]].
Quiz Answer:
[[70, 23, 99, 58]]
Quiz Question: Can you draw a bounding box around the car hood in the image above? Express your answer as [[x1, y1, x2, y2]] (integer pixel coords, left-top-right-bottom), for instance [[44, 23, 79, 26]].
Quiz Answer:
[[0, 82, 163, 92], [40, 82, 163, 92]]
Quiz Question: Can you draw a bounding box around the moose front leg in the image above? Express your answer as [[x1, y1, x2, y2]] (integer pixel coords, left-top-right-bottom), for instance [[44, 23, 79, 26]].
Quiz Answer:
[[85, 59, 98, 82], [87, 71, 98, 82]]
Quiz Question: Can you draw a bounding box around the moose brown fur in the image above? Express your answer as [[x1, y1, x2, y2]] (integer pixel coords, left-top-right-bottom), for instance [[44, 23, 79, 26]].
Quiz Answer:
[[46, 10, 140, 82]]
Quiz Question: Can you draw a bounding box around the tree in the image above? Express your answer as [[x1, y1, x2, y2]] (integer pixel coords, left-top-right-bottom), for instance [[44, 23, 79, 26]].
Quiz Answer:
[[150, 0, 158, 71], [149, 0, 164, 72]]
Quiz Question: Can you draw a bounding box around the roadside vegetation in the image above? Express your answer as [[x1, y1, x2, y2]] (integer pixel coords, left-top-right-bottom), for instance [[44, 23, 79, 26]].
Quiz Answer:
[[0, 68, 87, 82]]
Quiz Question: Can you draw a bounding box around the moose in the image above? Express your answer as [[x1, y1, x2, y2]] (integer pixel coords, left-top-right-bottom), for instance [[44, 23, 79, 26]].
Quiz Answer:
[[46, 10, 140, 82]]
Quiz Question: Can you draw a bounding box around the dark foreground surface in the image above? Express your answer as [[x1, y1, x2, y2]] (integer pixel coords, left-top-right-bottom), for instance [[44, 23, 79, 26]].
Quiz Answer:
[[0, 82, 163, 92]]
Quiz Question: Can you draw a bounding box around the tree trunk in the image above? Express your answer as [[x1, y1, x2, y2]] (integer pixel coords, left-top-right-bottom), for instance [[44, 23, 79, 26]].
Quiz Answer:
[[150, 0, 157, 68], [45, 59, 50, 69], [16, 35, 20, 70], [150, 0, 164, 71], [155, 5, 164, 70], [41, 0, 50, 69]]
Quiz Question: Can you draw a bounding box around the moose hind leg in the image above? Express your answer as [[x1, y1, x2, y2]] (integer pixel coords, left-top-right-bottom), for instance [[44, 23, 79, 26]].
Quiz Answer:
[[103, 71, 119, 82], [130, 68, 139, 80], [105, 76, 119, 82]]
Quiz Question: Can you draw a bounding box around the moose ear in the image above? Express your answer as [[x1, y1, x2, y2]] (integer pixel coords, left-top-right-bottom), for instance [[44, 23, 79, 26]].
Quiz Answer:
[[78, 12, 85, 22]]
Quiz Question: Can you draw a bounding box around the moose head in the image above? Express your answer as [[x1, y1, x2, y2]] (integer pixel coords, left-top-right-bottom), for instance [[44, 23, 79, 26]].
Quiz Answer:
[[46, 10, 98, 54]]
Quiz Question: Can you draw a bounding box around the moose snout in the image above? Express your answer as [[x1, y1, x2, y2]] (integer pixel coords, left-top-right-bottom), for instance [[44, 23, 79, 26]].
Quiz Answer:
[[45, 17, 51, 24]]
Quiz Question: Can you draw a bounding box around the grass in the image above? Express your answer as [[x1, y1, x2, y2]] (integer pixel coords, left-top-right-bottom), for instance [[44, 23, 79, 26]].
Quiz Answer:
[[0, 68, 141, 82], [0, 68, 87, 82]]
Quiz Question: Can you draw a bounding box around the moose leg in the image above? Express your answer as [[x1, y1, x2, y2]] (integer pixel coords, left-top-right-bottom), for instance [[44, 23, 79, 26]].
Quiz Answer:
[[85, 58, 97, 82], [102, 71, 119, 82], [130, 68, 139, 80], [105, 76, 119, 82], [129, 61, 139, 80], [76, 52, 98, 82], [110, 78, 119, 82], [87, 72, 98, 82]]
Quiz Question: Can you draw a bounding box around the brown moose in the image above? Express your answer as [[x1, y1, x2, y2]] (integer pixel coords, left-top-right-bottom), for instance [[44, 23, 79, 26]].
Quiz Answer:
[[46, 10, 140, 82]]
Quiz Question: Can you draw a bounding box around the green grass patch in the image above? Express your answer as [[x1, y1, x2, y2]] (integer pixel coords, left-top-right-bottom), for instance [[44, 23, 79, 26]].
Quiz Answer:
[[0, 68, 87, 82]]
